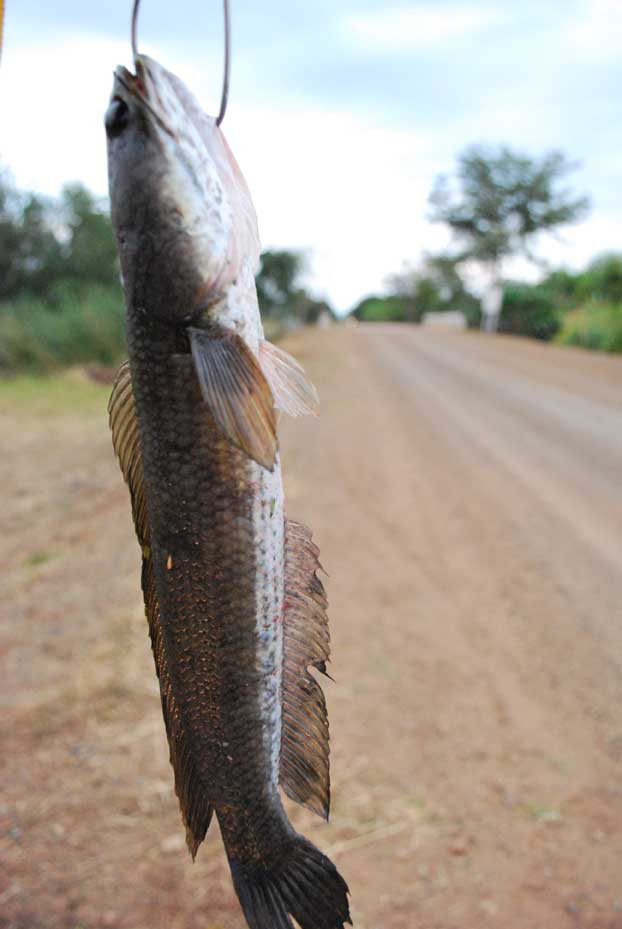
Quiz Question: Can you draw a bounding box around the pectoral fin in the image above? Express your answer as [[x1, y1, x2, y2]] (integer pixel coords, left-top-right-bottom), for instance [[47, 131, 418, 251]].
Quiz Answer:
[[259, 340, 319, 417], [189, 327, 278, 470]]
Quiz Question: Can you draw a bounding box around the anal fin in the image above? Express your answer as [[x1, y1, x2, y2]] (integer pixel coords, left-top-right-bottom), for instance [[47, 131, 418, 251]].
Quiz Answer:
[[108, 361, 214, 857], [280, 519, 331, 820]]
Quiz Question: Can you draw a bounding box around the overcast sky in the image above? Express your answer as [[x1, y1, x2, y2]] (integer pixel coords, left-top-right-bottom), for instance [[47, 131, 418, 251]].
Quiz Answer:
[[1, 1, 620, 311]]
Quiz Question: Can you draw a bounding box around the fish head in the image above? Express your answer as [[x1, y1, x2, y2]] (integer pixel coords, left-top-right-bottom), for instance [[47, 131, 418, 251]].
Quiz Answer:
[[105, 55, 260, 322]]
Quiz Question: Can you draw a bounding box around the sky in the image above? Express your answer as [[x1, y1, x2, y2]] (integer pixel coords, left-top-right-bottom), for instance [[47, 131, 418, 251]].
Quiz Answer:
[[1, 0, 621, 312]]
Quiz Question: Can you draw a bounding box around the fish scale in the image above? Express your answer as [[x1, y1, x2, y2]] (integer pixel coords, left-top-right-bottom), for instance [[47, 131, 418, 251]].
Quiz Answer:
[[127, 315, 285, 812]]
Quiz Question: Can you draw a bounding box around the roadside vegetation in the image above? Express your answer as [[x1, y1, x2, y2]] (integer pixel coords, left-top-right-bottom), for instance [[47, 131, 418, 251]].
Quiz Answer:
[[0, 169, 335, 374], [557, 301, 622, 353], [0, 172, 125, 373], [352, 146, 622, 353], [1, 147, 620, 373], [352, 255, 622, 352]]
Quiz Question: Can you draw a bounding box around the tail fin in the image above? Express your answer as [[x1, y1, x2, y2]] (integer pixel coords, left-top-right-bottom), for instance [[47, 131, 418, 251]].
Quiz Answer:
[[229, 834, 351, 929]]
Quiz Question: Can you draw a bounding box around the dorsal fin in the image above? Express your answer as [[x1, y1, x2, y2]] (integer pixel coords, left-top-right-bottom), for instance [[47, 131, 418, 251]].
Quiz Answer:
[[280, 519, 331, 820], [108, 362, 150, 545], [108, 361, 213, 857]]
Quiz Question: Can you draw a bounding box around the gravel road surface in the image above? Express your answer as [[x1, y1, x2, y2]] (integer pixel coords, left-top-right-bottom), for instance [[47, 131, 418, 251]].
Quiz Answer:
[[2, 325, 621, 929]]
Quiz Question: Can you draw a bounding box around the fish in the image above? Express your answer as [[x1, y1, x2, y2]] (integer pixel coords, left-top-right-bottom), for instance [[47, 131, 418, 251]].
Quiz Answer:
[[104, 54, 351, 929]]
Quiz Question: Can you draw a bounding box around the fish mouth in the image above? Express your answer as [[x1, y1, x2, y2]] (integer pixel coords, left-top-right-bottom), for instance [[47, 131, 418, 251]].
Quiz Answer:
[[114, 62, 176, 139]]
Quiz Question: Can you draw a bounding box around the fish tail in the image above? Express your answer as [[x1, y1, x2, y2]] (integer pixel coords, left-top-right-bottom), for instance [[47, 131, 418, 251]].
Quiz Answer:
[[221, 819, 350, 929]]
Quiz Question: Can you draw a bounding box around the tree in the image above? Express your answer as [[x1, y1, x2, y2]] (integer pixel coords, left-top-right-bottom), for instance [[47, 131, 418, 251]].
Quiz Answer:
[[351, 295, 412, 322], [256, 249, 335, 326], [576, 252, 622, 305], [499, 283, 559, 341], [429, 146, 590, 332], [289, 293, 335, 326], [540, 267, 581, 310], [59, 184, 120, 290], [386, 253, 479, 324], [0, 172, 120, 302], [0, 171, 63, 299], [0, 172, 22, 298], [256, 250, 306, 320]]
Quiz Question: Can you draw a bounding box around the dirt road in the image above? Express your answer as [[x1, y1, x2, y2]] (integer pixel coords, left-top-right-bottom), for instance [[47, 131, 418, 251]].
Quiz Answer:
[[2, 326, 622, 929]]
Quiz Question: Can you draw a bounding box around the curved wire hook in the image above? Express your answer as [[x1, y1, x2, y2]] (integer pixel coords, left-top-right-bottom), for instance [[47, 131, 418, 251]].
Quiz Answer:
[[216, 0, 231, 127], [129, 0, 231, 127], [131, 0, 140, 63]]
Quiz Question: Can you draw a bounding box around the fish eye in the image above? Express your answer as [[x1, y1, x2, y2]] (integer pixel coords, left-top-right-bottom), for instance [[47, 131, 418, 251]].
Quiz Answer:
[[105, 97, 130, 138]]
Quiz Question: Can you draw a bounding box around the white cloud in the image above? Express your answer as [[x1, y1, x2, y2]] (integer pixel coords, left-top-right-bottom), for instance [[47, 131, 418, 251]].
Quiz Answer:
[[226, 105, 445, 310], [342, 4, 506, 52], [0, 35, 129, 195], [561, 0, 622, 61], [538, 215, 622, 270], [457, 215, 620, 294], [0, 35, 445, 312], [0, 32, 617, 314]]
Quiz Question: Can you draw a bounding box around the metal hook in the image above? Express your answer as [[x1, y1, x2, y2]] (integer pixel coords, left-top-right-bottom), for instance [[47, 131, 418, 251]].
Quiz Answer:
[[129, 0, 231, 127], [131, 0, 140, 63], [216, 0, 231, 126]]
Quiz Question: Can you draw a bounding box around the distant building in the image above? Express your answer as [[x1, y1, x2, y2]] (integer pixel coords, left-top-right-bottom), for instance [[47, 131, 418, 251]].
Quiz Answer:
[[421, 311, 467, 329]]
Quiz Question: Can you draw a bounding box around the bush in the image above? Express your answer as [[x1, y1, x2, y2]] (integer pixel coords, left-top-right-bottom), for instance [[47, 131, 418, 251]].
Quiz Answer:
[[0, 283, 125, 372], [459, 300, 482, 329], [499, 283, 560, 341], [576, 253, 622, 305], [351, 295, 413, 322], [557, 301, 622, 353]]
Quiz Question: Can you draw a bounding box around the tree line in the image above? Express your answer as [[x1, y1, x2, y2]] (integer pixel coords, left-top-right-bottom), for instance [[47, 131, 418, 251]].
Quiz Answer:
[[1, 144, 621, 372], [352, 146, 622, 352], [0, 169, 334, 372], [354, 250, 622, 348]]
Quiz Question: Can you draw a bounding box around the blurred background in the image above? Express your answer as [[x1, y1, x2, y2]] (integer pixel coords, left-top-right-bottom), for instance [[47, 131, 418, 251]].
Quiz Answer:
[[1, 2, 621, 928]]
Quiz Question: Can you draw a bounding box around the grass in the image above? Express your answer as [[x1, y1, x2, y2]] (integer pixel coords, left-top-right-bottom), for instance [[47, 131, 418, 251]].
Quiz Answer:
[[0, 283, 126, 374], [0, 286, 288, 390], [0, 371, 111, 418], [24, 550, 54, 567], [0, 285, 121, 416], [525, 803, 563, 823], [557, 301, 622, 353]]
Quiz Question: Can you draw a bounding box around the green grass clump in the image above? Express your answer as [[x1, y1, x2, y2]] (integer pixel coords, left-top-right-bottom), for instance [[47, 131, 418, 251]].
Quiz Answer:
[[557, 301, 622, 353], [0, 283, 125, 373], [0, 373, 110, 418]]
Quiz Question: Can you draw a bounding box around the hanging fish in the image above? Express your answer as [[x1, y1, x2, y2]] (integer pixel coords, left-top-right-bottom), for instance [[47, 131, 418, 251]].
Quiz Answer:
[[105, 49, 351, 929]]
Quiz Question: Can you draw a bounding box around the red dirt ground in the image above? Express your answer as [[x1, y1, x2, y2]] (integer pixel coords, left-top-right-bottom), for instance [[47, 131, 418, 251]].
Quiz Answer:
[[2, 326, 621, 929]]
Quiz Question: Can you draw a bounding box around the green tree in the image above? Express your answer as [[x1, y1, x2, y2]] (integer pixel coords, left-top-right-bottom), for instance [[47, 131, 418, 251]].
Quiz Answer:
[[0, 173, 120, 301], [386, 253, 479, 324], [386, 265, 439, 322], [499, 283, 560, 341], [429, 146, 590, 331], [351, 295, 412, 322], [289, 293, 334, 325], [576, 253, 622, 304], [256, 249, 335, 326], [0, 171, 62, 299], [59, 184, 120, 289], [540, 267, 581, 310], [256, 250, 306, 319], [0, 171, 125, 371], [18, 195, 64, 296], [0, 172, 26, 299]]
